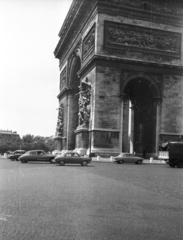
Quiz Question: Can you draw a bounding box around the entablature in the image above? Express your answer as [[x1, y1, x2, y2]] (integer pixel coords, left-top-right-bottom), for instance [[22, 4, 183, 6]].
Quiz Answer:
[[54, 0, 183, 61], [78, 54, 183, 79]]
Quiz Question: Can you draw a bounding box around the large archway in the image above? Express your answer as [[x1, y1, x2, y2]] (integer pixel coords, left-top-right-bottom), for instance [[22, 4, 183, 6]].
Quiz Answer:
[[121, 76, 161, 157], [67, 54, 81, 150]]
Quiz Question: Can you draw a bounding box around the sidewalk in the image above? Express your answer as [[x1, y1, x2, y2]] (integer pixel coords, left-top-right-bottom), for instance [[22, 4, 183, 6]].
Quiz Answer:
[[92, 156, 166, 164]]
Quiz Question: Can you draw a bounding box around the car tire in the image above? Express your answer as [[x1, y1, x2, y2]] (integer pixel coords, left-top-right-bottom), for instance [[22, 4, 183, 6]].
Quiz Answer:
[[82, 161, 88, 166], [136, 160, 142, 164], [49, 159, 53, 164], [59, 160, 65, 166], [118, 160, 124, 164], [169, 160, 176, 168], [177, 161, 183, 168]]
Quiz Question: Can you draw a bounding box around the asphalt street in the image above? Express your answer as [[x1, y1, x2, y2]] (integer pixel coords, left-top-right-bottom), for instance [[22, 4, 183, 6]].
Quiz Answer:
[[0, 158, 183, 240]]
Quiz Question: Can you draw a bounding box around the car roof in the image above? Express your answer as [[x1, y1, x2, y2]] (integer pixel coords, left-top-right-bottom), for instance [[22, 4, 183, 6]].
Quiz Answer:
[[119, 152, 130, 155], [29, 150, 44, 152], [14, 150, 26, 153]]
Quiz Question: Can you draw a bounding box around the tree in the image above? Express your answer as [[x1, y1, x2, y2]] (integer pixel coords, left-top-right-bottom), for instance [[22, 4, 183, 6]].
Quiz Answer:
[[22, 134, 34, 143]]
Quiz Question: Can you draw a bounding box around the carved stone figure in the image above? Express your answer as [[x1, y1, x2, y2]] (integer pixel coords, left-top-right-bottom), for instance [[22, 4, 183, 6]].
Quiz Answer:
[[78, 84, 91, 126], [57, 104, 64, 136]]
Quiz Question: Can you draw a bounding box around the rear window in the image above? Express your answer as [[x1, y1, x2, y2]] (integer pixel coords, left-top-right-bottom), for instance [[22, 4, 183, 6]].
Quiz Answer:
[[14, 150, 25, 154]]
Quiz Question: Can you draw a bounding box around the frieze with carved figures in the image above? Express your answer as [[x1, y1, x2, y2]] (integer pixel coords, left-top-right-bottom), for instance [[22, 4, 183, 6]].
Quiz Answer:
[[104, 21, 181, 58]]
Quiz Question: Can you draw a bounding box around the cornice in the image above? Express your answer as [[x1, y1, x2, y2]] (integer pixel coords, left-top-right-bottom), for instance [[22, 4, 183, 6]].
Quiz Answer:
[[57, 87, 72, 100], [78, 55, 183, 78], [97, 1, 183, 27]]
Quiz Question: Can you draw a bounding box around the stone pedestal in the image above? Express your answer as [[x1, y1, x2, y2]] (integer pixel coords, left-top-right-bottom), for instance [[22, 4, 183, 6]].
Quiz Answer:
[[74, 125, 89, 156], [53, 136, 62, 151]]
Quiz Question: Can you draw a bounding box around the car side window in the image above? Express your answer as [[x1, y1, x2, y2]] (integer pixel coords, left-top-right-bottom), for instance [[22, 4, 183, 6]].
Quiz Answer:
[[66, 153, 72, 157], [37, 151, 43, 155], [30, 152, 37, 155], [74, 153, 79, 157]]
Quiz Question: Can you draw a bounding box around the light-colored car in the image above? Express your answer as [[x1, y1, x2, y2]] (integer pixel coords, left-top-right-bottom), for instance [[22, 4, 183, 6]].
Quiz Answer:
[[19, 150, 56, 163], [55, 151, 92, 166], [114, 153, 143, 164]]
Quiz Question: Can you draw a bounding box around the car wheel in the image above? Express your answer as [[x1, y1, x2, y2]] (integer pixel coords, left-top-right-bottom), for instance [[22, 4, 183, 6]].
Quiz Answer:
[[49, 159, 54, 164], [82, 161, 88, 166], [21, 160, 26, 163], [59, 160, 65, 166], [169, 160, 176, 168], [118, 160, 124, 164], [177, 161, 183, 168], [136, 160, 142, 164]]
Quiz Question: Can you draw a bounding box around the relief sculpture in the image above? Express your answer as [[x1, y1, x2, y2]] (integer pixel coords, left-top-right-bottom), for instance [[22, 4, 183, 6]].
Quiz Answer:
[[60, 68, 66, 91], [82, 25, 95, 60], [107, 27, 178, 53], [57, 104, 64, 137], [78, 84, 91, 127]]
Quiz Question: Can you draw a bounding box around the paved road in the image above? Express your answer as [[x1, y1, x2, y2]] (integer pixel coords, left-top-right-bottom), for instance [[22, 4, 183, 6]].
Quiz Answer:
[[0, 158, 183, 240]]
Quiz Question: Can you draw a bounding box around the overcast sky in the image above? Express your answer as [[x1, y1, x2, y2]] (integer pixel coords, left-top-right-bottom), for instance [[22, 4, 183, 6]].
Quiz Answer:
[[0, 0, 72, 137]]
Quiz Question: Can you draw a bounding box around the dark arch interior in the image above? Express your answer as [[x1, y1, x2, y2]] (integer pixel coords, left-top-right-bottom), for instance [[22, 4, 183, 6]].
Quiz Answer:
[[123, 78, 157, 156], [69, 56, 81, 149]]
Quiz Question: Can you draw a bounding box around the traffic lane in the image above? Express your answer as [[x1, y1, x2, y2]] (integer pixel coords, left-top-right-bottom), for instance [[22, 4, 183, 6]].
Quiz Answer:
[[84, 162, 183, 201], [1, 159, 183, 240]]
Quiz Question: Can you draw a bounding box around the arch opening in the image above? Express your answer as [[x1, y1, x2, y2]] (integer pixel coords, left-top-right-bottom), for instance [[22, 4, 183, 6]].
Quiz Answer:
[[68, 56, 81, 150], [123, 77, 159, 157]]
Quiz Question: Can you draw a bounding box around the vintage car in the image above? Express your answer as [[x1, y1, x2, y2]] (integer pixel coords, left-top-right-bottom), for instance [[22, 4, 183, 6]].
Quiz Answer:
[[8, 150, 26, 161], [19, 150, 56, 163], [54, 151, 92, 166], [114, 153, 144, 164]]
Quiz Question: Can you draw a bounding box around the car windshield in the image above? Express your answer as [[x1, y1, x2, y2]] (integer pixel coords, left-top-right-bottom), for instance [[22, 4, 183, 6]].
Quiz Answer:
[[24, 151, 31, 155]]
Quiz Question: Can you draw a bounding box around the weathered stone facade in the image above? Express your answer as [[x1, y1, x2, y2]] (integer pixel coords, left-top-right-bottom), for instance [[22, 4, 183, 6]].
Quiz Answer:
[[54, 0, 183, 157]]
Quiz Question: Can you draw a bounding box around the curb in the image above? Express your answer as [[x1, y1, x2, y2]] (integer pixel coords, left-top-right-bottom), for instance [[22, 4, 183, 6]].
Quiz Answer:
[[92, 157, 166, 164]]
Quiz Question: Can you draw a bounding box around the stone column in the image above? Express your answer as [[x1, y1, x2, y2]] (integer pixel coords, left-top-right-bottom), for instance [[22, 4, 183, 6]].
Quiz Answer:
[[130, 104, 135, 154], [119, 94, 125, 152], [155, 98, 161, 156]]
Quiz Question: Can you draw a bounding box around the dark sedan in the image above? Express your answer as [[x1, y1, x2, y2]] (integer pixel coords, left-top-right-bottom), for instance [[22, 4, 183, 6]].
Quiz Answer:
[[114, 153, 143, 164], [19, 150, 56, 163], [8, 150, 26, 161], [55, 151, 92, 166]]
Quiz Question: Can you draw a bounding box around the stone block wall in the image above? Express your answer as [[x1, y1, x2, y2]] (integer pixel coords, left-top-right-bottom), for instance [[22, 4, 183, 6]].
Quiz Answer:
[[161, 74, 183, 136], [94, 66, 121, 130]]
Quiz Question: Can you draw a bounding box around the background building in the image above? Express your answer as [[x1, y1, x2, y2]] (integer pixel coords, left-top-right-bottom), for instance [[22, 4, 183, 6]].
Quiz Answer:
[[54, 0, 183, 158], [0, 130, 21, 154]]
